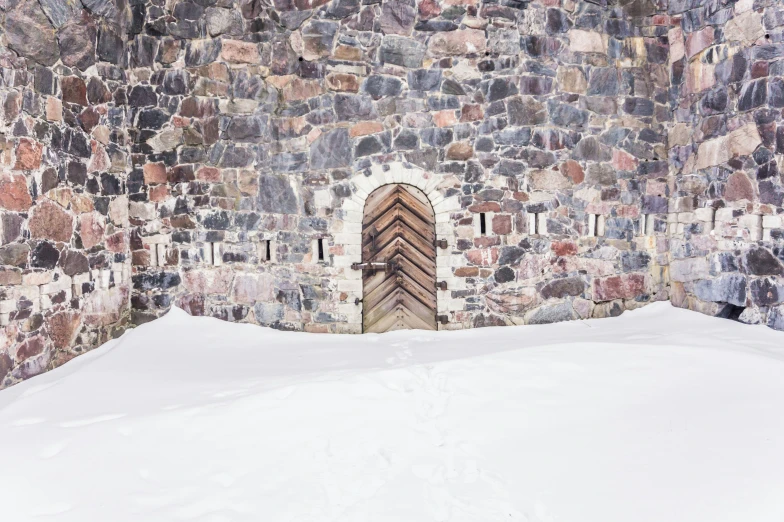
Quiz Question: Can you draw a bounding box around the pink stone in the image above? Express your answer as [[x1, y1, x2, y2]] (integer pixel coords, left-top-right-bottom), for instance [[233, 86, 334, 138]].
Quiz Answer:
[[593, 274, 646, 302], [144, 162, 168, 184], [28, 200, 74, 242], [14, 138, 43, 171], [560, 160, 584, 184], [725, 171, 754, 202], [47, 312, 81, 350], [685, 26, 714, 59], [196, 166, 222, 182], [0, 173, 32, 211], [80, 213, 105, 249], [231, 273, 275, 304], [220, 40, 261, 64], [182, 266, 234, 294], [612, 149, 638, 171]]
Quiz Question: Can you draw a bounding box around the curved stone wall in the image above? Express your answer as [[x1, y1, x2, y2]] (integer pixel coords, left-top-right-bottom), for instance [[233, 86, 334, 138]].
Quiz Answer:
[[1, 0, 783, 388]]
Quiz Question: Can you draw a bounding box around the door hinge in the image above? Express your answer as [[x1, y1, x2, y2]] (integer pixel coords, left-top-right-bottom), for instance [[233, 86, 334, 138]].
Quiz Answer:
[[436, 239, 448, 249], [436, 281, 447, 291], [437, 314, 449, 325]]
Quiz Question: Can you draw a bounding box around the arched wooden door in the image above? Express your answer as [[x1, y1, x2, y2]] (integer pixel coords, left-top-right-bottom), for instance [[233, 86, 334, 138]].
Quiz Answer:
[[360, 184, 437, 333]]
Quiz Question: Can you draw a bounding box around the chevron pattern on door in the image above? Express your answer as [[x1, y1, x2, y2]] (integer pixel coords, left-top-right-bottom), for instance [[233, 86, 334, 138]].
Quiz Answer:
[[362, 184, 437, 333]]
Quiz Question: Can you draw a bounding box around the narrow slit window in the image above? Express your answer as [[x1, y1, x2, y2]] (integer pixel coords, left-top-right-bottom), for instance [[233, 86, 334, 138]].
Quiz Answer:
[[317, 238, 325, 262], [638, 214, 646, 237], [528, 213, 537, 235], [265, 240, 272, 261], [479, 213, 487, 236]]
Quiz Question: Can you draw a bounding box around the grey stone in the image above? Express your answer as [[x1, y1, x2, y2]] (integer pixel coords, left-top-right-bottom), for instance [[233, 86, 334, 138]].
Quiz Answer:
[[6, 0, 60, 66], [379, 0, 416, 35], [750, 278, 783, 306], [206, 7, 244, 36], [744, 248, 784, 276], [310, 128, 352, 169], [38, 0, 81, 28], [0, 243, 30, 268], [694, 274, 747, 307], [507, 96, 547, 126], [541, 278, 584, 299], [363, 75, 403, 99], [408, 69, 442, 91], [380, 36, 425, 68], [528, 302, 575, 325], [259, 175, 298, 214]]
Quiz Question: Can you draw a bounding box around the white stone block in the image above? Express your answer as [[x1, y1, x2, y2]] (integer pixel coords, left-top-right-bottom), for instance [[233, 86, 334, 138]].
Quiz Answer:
[[715, 208, 736, 222], [694, 207, 715, 222], [763, 215, 782, 229]]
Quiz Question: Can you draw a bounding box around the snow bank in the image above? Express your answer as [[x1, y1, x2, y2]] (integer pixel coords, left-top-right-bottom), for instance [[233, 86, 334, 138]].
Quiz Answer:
[[1, 302, 784, 522]]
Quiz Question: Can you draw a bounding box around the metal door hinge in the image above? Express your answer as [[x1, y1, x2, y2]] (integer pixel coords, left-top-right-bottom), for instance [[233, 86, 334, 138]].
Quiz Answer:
[[436, 239, 448, 249], [437, 314, 449, 325], [436, 281, 447, 291]]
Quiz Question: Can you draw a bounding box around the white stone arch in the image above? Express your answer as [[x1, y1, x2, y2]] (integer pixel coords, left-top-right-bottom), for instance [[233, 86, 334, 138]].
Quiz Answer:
[[332, 162, 462, 333]]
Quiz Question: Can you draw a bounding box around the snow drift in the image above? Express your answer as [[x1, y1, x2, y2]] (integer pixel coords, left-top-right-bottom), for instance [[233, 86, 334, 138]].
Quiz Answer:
[[1, 302, 784, 522]]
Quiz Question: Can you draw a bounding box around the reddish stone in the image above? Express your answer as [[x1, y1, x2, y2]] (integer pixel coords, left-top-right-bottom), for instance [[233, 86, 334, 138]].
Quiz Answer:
[[143, 162, 168, 184], [16, 335, 45, 361], [560, 160, 584, 184], [465, 248, 499, 266], [454, 266, 479, 277], [419, 0, 441, 19], [433, 110, 457, 127], [474, 235, 501, 247], [106, 231, 126, 253], [0, 173, 32, 211], [78, 107, 100, 132], [220, 40, 260, 64], [182, 266, 234, 294], [492, 214, 512, 235], [725, 171, 754, 202], [460, 104, 483, 122], [468, 202, 501, 212], [149, 185, 169, 202], [512, 192, 530, 202], [28, 200, 74, 242], [593, 274, 646, 302], [14, 138, 43, 171], [552, 240, 578, 256], [177, 293, 205, 316], [80, 213, 105, 249], [326, 73, 360, 93], [751, 61, 769, 79], [61, 76, 88, 105], [196, 166, 221, 182], [48, 312, 81, 350], [350, 121, 383, 137]]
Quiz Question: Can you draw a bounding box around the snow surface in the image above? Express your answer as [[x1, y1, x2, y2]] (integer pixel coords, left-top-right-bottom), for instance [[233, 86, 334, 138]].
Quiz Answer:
[[2, 302, 784, 522]]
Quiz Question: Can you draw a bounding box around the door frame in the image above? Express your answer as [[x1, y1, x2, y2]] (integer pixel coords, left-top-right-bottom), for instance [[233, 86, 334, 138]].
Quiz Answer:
[[333, 162, 461, 333]]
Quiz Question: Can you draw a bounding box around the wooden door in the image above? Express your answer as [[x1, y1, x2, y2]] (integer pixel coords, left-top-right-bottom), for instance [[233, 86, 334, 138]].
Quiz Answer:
[[362, 184, 437, 333]]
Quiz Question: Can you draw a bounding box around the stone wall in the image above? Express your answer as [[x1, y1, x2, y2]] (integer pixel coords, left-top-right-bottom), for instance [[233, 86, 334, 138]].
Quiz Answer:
[[3, 0, 782, 389], [125, 0, 671, 334], [667, 0, 784, 328], [0, 0, 133, 388]]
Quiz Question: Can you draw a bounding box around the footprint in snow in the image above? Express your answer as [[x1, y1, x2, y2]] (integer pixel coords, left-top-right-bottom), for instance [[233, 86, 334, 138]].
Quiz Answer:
[[59, 413, 126, 428]]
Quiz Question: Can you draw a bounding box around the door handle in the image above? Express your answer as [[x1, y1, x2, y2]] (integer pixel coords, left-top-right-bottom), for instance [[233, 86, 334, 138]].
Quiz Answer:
[[351, 261, 398, 272]]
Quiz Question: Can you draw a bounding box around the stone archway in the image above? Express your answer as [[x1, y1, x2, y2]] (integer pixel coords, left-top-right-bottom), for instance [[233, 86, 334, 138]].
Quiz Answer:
[[333, 163, 461, 333]]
